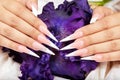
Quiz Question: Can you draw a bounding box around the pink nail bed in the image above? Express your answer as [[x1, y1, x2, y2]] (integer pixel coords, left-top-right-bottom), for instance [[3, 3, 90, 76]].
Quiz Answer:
[[74, 31, 83, 38], [78, 48, 88, 56], [18, 45, 28, 53], [32, 41, 43, 50], [75, 40, 84, 48]]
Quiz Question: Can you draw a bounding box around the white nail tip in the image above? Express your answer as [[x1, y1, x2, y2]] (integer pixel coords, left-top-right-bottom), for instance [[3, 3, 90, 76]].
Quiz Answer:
[[28, 50, 39, 58], [60, 44, 74, 50], [81, 56, 93, 60], [60, 35, 72, 42], [45, 49, 55, 55], [65, 52, 75, 57], [49, 32, 58, 42], [50, 42, 59, 50], [90, 17, 98, 24], [32, 5, 38, 16]]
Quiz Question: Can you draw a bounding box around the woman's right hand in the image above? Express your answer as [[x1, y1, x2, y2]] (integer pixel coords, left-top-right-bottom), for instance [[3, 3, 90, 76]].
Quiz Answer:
[[0, 0, 57, 57]]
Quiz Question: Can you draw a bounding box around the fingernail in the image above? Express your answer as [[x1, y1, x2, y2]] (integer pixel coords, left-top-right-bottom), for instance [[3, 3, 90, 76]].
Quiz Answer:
[[90, 13, 100, 24], [31, 5, 38, 16], [32, 41, 55, 55], [60, 43, 75, 50], [90, 17, 98, 23], [44, 48, 55, 55], [49, 41, 59, 50], [81, 56, 94, 60], [61, 40, 84, 50], [60, 31, 83, 42], [38, 35, 59, 50], [60, 34, 74, 42], [39, 26, 58, 42], [65, 51, 76, 57], [66, 48, 88, 57], [18, 45, 39, 58]]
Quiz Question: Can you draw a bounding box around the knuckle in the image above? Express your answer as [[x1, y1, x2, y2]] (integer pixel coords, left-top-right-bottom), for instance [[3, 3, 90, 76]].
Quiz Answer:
[[86, 36, 93, 46], [3, 28, 13, 37], [9, 16, 20, 27], [23, 37, 33, 47], [104, 29, 114, 40], [101, 19, 110, 30], [110, 41, 118, 51], [29, 28, 39, 39]]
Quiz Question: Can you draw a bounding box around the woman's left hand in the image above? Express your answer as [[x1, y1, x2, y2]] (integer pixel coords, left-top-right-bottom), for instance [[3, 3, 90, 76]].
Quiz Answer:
[[60, 7, 120, 62]]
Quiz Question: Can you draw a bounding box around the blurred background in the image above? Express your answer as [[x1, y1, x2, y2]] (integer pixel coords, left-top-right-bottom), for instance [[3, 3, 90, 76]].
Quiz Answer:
[[88, 0, 120, 11]]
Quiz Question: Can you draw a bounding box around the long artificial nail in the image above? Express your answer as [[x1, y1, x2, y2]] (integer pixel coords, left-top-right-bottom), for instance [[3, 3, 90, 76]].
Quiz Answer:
[[60, 34, 74, 42], [61, 40, 84, 50], [32, 42, 55, 55], [32, 5, 38, 16], [39, 26, 58, 42], [60, 31, 83, 42], [49, 41, 59, 50], [38, 35, 59, 50], [90, 17, 98, 23], [65, 48, 88, 57], [81, 56, 94, 60], [65, 51, 76, 57], [48, 31, 58, 42], [18, 45, 39, 58], [60, 43, 74, 50]]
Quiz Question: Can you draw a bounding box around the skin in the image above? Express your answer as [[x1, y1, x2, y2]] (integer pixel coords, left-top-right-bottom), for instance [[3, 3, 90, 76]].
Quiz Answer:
[[0, 0, 53, 53], [64, 7, 120, 62]]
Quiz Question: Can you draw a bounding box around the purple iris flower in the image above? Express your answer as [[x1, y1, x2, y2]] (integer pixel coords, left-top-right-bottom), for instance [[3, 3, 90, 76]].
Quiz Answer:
[[3, 0, 99, 80]]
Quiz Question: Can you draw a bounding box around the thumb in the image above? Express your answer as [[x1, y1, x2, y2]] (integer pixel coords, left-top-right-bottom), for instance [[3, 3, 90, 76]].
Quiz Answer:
[[90, 6, 115, 23]]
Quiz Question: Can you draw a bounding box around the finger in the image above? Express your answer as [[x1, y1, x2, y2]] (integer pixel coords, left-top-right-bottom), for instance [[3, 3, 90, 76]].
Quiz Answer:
[[0, 22, 55, 55], [61, 26, 120, 50], [2, 1, 58, 42], [66, 39, 120, 57], [0, 7, 58, 49], [90, 6, 115, 23], [2, 0, 44, 28], [4, 1, 58, 42], [81, 50, 120, 62], [0, 35, 39, 57], [60, 13, 120, 42]]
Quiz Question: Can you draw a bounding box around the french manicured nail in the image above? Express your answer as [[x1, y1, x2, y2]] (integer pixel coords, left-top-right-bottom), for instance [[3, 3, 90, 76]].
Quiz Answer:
[[90, 17, 98, 23], [60, 43, 74, 50], [18, 45, 39, 58], [65, 48, 88, 57], [32, 41, 55, 55], [90, 14, 99, 24], [38, 35, 59, 50], [60, 31, 83, 42], [32, 5, 38, 16], [81, 56, 94, 60], [81, 55, 102, 61], [39, 26, 58, 42], [61, 40, 84, 50]]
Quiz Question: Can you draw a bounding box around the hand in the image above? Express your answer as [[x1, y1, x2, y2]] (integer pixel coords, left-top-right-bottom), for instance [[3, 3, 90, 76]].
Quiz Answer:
[[60, 7, 120, 62], [0, 0, 58, 57]]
